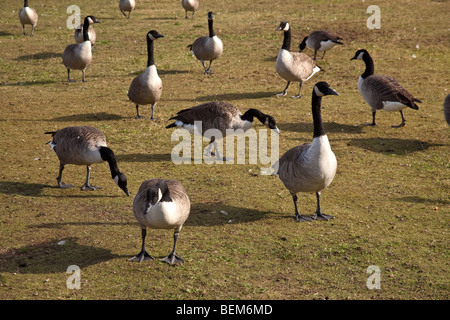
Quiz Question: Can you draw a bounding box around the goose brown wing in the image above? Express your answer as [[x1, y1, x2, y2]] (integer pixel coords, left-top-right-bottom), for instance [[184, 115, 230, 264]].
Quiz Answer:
[[366, 75, 420, 108]]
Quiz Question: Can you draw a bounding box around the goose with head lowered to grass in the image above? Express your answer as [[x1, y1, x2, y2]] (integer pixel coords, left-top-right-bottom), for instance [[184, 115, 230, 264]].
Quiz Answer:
[[299, 30, 343, 60], [45, 126, 129, 196], [129, 179, 190, 266], [351, 49, 421, 128], [62, 15, 97, 82], [275, 22, 321, 98], [127, 30, 164, 120], [273, 82, 338, 222], [166, 101, 280, 160], [74, 15, 101, 48], [19, 0, 38, 36], [188, 11, 223, 74]]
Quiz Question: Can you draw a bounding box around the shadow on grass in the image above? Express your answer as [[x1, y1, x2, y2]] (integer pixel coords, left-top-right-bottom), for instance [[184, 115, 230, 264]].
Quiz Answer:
[[0, 238, 123, 274], [349, 138, 441, 155], [280, 122, 365, 134], [185, 202, 268, 226], [128, 69, 189, 76], [115, 153, 172, 163], [0, 181, 124, 198], [0, 31, 14, 36], [396, 196, 450, 206], [195, 92, 274, 101], [0, 80, 57, 86], [51, 112, 125, 122], [15, 51, 61, 61]]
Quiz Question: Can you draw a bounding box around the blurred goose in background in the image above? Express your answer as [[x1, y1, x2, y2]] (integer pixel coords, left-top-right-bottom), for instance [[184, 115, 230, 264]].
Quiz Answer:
[[188, 11, 223, 74], [130, 179, 190, 266], [127, 30, 164, 120], [166, 101, 280, 160], [19, 0, 38, 36], [351, 49, 421, 127], [62, 15, 97, 82], [275, 22, 321, 98], [45, 126, 129, 196], [119, 0, 135, 18], [182, 0, 199, 19], [273, 82, 338, 222], [74, 15, 101, 48], [299, 30, 343, 60]]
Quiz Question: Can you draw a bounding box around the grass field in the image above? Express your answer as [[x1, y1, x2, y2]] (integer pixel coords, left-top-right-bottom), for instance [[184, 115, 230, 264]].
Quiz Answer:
[[0, 0, 448, 300]]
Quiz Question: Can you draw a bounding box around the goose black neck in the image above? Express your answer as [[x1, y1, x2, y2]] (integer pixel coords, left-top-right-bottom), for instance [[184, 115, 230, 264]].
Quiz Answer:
[[208, 19, 215, 38], [241, 108, 264, 123], [99, 147, 121, 178], [24, 0, 28, 7], [311, 93, 325, 138], [147, 37, 155, 67], [361, 52, 375, 79], [82, 17, 90, 42], [281, 28, 291, 51]]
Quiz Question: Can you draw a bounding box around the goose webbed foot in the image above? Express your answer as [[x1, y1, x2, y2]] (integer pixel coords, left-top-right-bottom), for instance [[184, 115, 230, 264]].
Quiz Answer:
[[275, 91, 287, 96], [81, 184, 101, 191], [58, 181, 75, 189], [67, 79, 76, 83], [313, 212, 335, 221], [160, 252, 184, 266], [291, 94, 302, 99], [363, 122, 376, 126], [294, 213, 314, 222], [391, 123, 405, 128], [128, 250, 154, 263]]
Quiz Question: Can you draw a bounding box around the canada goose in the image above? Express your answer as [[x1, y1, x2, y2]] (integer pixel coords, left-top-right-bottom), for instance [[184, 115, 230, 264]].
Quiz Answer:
[[444, 94, 450, 126], [62, 15, 97, 82], [182, 0, 199, 19], [273, 82, 338, 222], [19, 0, 38, 36], [45, 126, 129, 196], [166, 101, 280, 160], [188, 11, 223, 74], [129, 179, 190, 265], [299, 30, 343, 60], [351, 49, 421, 127], [127, 30, 164, 120], [275, 22, 321, 98], [119, 0, 135, 18], [74, 16, 101, 48]]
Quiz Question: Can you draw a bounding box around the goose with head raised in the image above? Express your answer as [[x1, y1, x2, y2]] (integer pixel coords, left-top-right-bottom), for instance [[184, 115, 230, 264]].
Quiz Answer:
[[127, 30, 164, 120], [273, 82, 338, 222], [351, 49, 421, 127], [275, 22, 321, 98]]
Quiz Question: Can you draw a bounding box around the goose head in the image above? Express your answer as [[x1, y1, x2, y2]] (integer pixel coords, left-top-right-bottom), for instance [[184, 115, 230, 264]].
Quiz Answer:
[[85, 15, 101, 25], [313, 81, 339, 97], [144, 181, 170, 213], [113, 172, 130, 196], [263, 115, 281, 134], [350, 49, 368, 61], [207, 11, 215, 20], [147, 30, 164, 41], [276, 21, 290, 32]]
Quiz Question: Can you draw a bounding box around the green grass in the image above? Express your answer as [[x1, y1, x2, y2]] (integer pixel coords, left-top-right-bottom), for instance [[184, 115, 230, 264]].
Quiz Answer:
[[0, 0, 449, 300]]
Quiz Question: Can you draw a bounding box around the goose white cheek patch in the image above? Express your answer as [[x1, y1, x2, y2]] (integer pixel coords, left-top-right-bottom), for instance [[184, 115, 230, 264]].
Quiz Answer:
[[113, 176, 119, 186]]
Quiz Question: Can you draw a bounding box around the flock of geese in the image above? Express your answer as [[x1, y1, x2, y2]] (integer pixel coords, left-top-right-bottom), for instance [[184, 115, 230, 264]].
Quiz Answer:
[[16, 0, 448, 265]]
